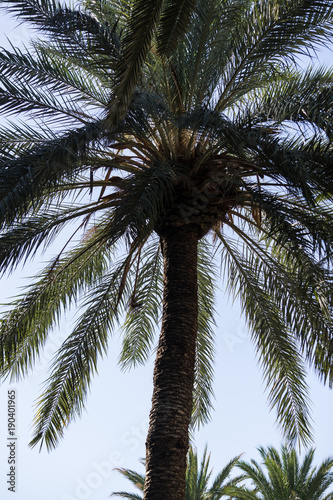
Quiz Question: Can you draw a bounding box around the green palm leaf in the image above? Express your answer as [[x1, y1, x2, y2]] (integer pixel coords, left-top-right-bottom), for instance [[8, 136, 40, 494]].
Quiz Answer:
[[157, 0, 197, 57], [30, 257, 130, 449]]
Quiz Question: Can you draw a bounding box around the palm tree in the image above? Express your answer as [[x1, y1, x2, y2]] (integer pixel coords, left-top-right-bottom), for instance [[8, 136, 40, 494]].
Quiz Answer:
[[112, 446, 243, 500], [1, 1, 333, 499], [229, 445, 333, 499]]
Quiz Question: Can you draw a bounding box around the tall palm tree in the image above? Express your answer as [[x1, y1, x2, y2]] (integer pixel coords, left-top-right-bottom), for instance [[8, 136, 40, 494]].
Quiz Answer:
[[1, 1, 333, 499], [229, 445, 333, 499], [112, 446, 243, 500]]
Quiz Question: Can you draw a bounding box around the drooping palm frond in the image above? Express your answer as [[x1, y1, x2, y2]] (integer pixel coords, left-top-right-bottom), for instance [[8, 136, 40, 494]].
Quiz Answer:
[[0, 225, 113, 380], [0, 0, 63, 26], [250, 66, 333, 138], [0, 120, 108, 228], [229, 216, 333, 383], [217, 232, 312, 445], [29, 253, 133, 450], [0, 45, 110, 107], [191, 239, 217, 427], [119, 237, 162, 369], [230, 445, 333, 499]]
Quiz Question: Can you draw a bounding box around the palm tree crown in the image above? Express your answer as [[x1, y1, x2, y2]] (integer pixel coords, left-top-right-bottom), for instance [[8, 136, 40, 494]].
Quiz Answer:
[[1, 0, 333, 498], [229, 445, 333, 499]]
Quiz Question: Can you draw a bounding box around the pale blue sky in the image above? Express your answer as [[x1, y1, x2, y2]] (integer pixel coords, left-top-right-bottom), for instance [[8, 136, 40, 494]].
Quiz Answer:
[[0, 10, 333, 500]]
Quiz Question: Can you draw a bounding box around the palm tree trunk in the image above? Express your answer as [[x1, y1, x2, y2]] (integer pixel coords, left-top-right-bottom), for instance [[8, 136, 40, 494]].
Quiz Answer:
[[143, 224, 199, 500]]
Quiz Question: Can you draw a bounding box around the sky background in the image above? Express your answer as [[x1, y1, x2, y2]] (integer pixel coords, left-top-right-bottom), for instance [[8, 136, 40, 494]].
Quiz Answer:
[[0, 8, 333, 500]]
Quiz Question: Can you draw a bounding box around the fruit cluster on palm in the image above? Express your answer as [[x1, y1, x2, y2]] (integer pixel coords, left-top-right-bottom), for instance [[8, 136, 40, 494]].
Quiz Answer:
[[1, 1, 333, 499]]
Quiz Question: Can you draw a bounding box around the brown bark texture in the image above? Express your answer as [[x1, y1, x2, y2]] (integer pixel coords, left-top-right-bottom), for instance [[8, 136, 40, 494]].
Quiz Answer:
[[143, 225, 199, 500]]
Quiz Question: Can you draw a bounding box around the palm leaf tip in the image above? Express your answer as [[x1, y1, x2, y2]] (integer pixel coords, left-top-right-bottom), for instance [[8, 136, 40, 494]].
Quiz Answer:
[[157, 0, 197, 57]]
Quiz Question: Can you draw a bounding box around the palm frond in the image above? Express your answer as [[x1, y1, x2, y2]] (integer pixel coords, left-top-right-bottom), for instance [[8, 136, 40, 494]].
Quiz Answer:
[[0, 0, 62, 27], [112, 467, 145, 494], [0, 119, 106, 228], [0, 203, 114, 274], [191, 238, 217, 427], [223, 212, 333, 389], [119, 236, 162, 369], [208, 454, 245, 499], [0, 44, 110, 107], [111, 494, 143, 500], [157, 0, 197, 58], [233, 445, 333, 499], [217, 233, 312, 445], [253, 65, 333, 138], [107, 0, 163, 123], [215, 0, 333, 111], [0, 226, 112, 381], [0, 74, 91, 123]]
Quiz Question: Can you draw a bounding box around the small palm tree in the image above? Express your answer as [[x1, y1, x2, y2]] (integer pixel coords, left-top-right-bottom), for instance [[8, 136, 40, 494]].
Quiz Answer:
[[112, 446, 243, 500], [229, 446, 333, 500]]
